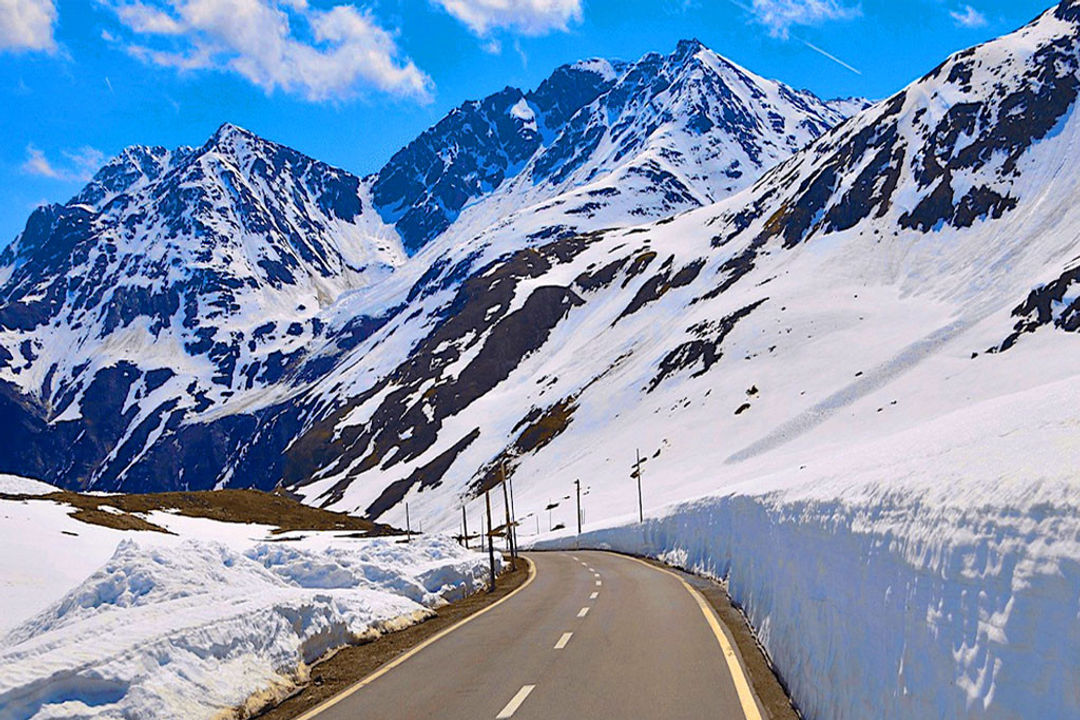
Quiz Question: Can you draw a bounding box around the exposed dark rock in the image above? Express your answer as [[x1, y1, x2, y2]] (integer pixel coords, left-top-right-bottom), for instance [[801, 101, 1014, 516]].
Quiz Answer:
[[648, 299, 766, 392]]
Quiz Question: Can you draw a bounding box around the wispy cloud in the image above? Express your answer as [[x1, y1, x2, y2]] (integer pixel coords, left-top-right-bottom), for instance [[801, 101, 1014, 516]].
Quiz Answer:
[[432, 0, 582, 36], [21, 144, 105, 181], [0, 0, 58, 52], [101, 0, 433, 103], [950, 4, 987, 29], [748, 0, 860, 39]]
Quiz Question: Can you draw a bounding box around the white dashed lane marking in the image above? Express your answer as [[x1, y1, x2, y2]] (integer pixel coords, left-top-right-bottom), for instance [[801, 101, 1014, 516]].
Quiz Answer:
[[578, 607, 590, 618], [496, 685, 536, 719], [554, 632, 573, 650], [589, 591, 598, 600]]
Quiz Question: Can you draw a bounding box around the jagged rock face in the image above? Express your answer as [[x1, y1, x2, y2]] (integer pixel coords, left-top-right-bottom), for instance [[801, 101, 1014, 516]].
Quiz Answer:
[[371, 61, 623, 252], [70, 145, 193, 210], [711, 1, 1080, 256], [525, 39, 853, 199]]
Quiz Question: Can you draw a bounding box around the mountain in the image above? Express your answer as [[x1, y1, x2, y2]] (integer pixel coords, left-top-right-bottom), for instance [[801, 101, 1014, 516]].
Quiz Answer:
[[0, 123, 404, 489], [276, 0, 1080, 530], [370, 58, 625, 253], [0, 39, 859, 494]]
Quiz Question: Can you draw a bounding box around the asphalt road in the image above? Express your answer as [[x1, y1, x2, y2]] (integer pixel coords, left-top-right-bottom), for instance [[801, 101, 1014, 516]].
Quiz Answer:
[[302, 550, 758, 720]]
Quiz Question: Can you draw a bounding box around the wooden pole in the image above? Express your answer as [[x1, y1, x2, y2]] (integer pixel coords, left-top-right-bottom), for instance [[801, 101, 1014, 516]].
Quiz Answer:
[[575, 479, 581, 535], [636, 449, 644, 523], [485, 489, 496, 592], [501, 463, 517, 569], [461, 505, 469, 549], [507, 469, 519, 561]]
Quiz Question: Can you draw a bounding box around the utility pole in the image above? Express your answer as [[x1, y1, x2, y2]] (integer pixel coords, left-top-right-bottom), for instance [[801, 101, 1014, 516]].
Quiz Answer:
[[405, 502, 411, 543], [485, 489, 496, 592], [632, 449, 644, 523], [507, 468, 519, 562], [461, 505, 469, 549], [501, 464, 517, 571], [574, 479, 582, 535]]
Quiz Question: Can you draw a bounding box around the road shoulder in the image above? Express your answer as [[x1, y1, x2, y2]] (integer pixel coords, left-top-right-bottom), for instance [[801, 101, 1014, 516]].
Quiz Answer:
[[633, 555, 800, 720], [250, 559, 533, 720]]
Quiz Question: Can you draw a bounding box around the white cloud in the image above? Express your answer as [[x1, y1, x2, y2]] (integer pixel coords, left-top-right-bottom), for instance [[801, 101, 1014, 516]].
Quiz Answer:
[[103, 0, 433, 102], [22, 144, 105, 181], [950, 4, 986, 29], [748, 0, 860, 40], [22, 144, 59, 178], [0, 0, 57, 52], [432, 0, 582, 36]]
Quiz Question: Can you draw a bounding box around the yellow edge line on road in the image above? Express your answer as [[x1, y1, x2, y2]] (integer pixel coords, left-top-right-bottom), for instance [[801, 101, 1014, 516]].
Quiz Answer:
[[293, 557, 537, 720], [622, 554, 765, 720]]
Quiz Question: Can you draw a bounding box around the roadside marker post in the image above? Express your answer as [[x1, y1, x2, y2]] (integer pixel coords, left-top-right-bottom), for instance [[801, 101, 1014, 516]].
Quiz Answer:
[[461, 505, 469, 549], [507, 466, 519, 560], [405, 502, 411, 543]]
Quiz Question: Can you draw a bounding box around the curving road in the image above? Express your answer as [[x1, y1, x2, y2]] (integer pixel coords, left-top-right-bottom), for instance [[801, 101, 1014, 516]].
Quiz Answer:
[[299, 550, 761, 720]]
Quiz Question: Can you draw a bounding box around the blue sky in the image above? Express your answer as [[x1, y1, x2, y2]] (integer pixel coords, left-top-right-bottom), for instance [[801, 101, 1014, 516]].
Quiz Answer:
[[0, 0, 1056, 243]]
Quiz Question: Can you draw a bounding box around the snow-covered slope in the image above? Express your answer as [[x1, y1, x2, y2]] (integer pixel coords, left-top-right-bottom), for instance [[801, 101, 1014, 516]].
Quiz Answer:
[[425, 39, 864, 251], [283, 0, 1080, 523]]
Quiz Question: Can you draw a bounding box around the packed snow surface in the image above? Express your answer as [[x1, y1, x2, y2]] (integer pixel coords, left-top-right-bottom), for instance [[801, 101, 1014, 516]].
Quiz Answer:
[[0, 491, 497, 720]]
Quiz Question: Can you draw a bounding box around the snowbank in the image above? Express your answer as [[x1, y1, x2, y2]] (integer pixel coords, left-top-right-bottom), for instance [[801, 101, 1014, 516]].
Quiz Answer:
[[534, 376, 1080, 720], [0, 475, 58, 496], [0, 535, 497, 720]]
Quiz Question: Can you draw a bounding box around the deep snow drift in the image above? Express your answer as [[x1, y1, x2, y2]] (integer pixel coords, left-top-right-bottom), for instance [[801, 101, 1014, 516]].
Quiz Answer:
[[0, 486, 498, 720]]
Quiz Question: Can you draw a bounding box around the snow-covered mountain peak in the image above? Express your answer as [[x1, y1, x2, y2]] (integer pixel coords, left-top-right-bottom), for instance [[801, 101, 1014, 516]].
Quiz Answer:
[[426, 38, 862, 251], [370, 40, 862, 255], [0, 124, 405, 486]]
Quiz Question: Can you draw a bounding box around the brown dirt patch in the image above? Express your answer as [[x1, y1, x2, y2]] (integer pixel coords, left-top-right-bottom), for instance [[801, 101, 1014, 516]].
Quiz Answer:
[[3, 489, 398, 536]]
